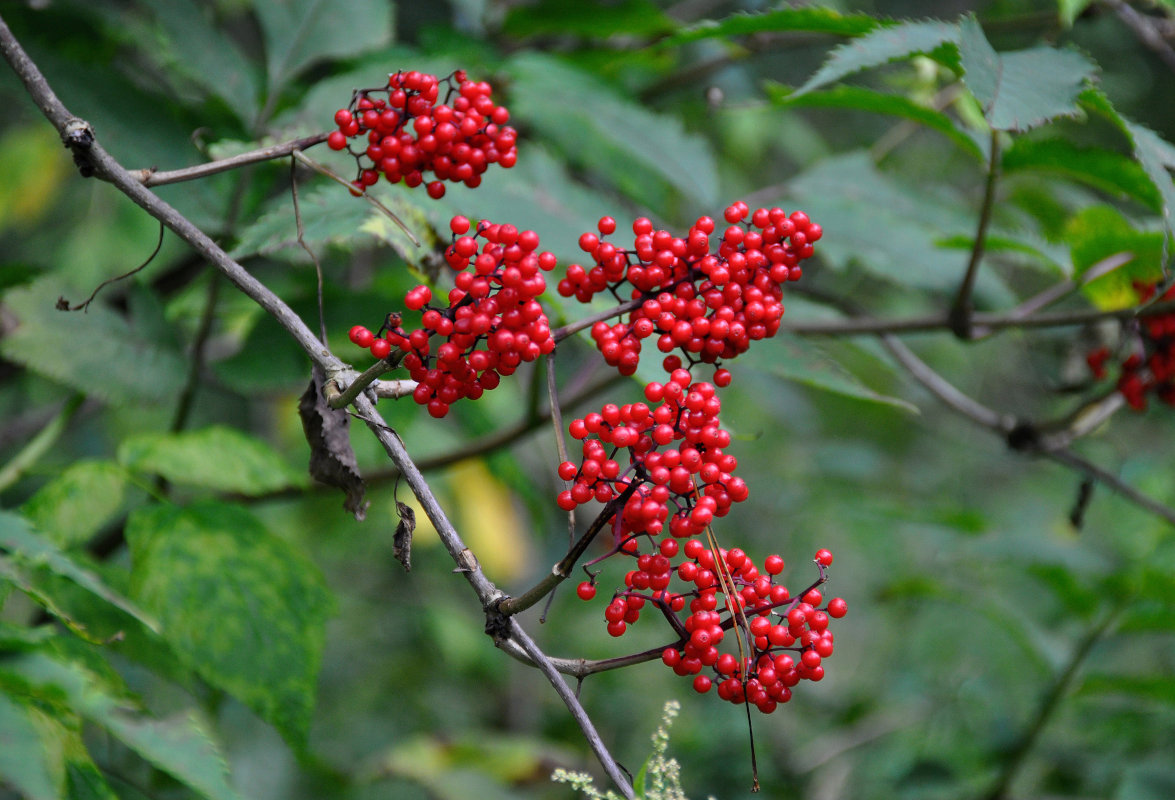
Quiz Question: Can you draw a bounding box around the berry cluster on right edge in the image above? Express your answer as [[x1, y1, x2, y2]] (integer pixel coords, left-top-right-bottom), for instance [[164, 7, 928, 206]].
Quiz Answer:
[[1086, 280, 1175, 410]]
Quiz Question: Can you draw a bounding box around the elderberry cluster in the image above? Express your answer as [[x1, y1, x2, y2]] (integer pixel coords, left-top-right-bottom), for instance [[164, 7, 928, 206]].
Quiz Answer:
[[559, 203, 821, 375], [327, 69, 517, 199], [1086, 280, 1175, 410], [549, 204, 841, 710], [348, 216, 555, 418]]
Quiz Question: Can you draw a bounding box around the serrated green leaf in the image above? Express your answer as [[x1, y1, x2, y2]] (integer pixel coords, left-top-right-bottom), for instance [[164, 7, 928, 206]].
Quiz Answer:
[[662, 7, 883, 48], [1, 652, 243, 800], [126, 502, 334, 748], [934, 234, 1068, 275], [21, 461, 127, 549], [146, 0, 260, 124], [793, 19, 960, 97], [504, 0, 674, 39], [1003, 138, 1162, 211], [117, 425, 307, 495], [229, 182, 374, 260], [766, 82, 986, 161], [742, 333, 918, 413], [1063, 206, 1164, 308], [0, 692, 58, 800], [959, 17, 1096, 131], [784, 151, 1009, 298], [1081, 89, 1175, 241], [506, 51, 719, 209], [0, 278, 187, 405], [0, 512, 159, 634], [255, 0, 393, 98]]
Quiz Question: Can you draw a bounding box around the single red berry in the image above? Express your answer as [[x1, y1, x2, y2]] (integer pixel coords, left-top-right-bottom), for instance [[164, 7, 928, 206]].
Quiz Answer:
[[693, 674, 712, 693], [827, 597, 847, 618], [327, 130, 348, 150], [370, 338, 392, 360], [426, 180, 446, 199], [576, 581, 597, 601], [815, 548, 833, 567]]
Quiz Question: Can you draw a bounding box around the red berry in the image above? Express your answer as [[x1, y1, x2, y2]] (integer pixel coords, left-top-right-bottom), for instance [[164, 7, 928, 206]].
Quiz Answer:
[[827, 597, 847, 618], [576, 581, 597, 601], [370, 338, 392, 360], [814, 548, 833, 567]]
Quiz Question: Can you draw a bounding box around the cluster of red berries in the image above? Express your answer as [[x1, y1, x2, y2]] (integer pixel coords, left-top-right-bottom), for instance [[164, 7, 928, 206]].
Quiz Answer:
[[579, 546, 844, 713], [1086, 280, 1175, 410], [557, 363, 745, 540], [549, 204, 837, 711], [348, 216, 555, 417], [327, 69, 517, 199], [558, 203, 821, 376]]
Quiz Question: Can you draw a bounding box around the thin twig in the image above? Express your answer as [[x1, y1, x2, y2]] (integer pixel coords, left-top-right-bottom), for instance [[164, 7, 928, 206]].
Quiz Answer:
[[1101, 0, 1175, 73], [553, 297, 643, 342], [0, 394, 84, 492], [133, 133, 331, 186], [949, 129, 1002, 338], [56, 221, 165, 311], [1045, 448, 1175, 527], [291, 157, 328, 343]]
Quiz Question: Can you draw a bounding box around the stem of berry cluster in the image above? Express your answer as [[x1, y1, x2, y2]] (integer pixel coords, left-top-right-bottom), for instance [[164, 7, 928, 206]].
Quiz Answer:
[[129, 132, 331, 186]]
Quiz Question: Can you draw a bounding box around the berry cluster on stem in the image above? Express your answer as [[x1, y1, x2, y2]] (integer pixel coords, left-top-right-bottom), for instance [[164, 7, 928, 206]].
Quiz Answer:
[[327, 69, 517, 199], [1086, 280, 1175, 410]]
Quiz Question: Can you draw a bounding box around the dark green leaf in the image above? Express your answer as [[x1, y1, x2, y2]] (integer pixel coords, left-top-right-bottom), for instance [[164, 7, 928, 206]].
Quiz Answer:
[[1002, 138, 1162, 211], [959, 17, 1096, 131], [126, 502, 334, 748], [506, 51, 719, 209], [662, 7, 883, 47], [793, 20, 960, 97], [504, 0, 674, 39], [1078, 673, 1175, 705], [784, 151, 1009, 298], [20, 460, 128, 549], [1026, 564, 1099, 617], [144, 0, 260, 123], [0, 511, 159, 634], [229, 183, 375, 261], [741, 333, 918, 413], [0, 278, 187, 405], [1058, 0, 1096, 27], [117, 425, 307, 495], [766, 82, 986, 161], [255, 0, 393, 97], [1, 652, 243, 800]]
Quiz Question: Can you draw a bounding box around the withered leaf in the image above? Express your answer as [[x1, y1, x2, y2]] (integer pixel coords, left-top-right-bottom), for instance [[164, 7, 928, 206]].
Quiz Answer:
[[394, 501, 415, 572], [298, 366, 368, 520]]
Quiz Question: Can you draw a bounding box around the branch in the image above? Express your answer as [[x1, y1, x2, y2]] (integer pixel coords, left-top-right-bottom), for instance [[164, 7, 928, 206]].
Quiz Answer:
[[132, 133, 331, 186], [1102, 0, 1175, 74], [949, 129, 1002, 338], [0, 19, 635, 793]]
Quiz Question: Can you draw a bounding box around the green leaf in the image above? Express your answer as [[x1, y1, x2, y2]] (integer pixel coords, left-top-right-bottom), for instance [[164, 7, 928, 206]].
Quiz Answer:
[[1082, 89, 1175, 241], [784, 151, 1008, 297], [1058, 0, 1096, 27], [20, 461, 128, 549], [503, 0, 674, 39], [662, 7, 883, 47], [1002, 138, 1162, 211], [958, 16, 1097, 131], [126, 502, 334, 748], [1, 652, 243, 800], [1079, 673, 1175, 705], [255, 0, 393, 97], [1026, 564, 1099, 617], [229, 182, 375, 261], [145, 0, 260, 124], [0, 692, 58, 800], [117, 425, 307, 496], [765, 82, 986, 161], [0, 511, 159, 635], [934, 234, 1068, 275], [741, 333, 918, 413], [793, 19, 960, 97], [505, 51, 719, 209], [0, 278, 187, 405], [1063, 205, 1165, 308]]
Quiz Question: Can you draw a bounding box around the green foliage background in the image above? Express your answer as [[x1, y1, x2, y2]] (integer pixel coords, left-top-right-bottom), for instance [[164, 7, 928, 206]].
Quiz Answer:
[[2, 1, 1174, 799]]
